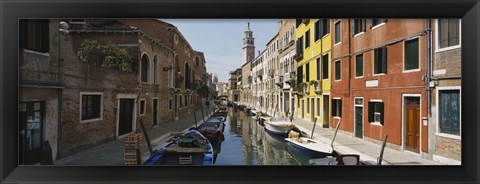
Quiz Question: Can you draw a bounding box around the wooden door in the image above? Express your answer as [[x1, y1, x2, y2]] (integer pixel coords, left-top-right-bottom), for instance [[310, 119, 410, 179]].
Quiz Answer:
[[355, 106, 363, 138], [405, 97, 420, 153], [118, 99, 134, 136], [19, 102, 44, 165]]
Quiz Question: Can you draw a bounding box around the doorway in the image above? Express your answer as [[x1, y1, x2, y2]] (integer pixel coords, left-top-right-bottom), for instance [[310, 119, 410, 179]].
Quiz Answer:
[[404, 96, 420, 153], [301, 99, 305, 118], [354, 97, 364, 139], [118, 98, 135, 137], [311, 98, 315, 122], [19, 101, 44, 165], [153, 98, 158, 126], [323, 95, 330, 128]]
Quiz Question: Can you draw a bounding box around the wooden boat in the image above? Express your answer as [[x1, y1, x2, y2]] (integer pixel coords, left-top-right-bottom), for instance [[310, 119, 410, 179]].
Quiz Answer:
[[285, 137, 333, 158], [143, 130, 213, 165], [263, 117, 295, 135], [197, 118, 225, 143]]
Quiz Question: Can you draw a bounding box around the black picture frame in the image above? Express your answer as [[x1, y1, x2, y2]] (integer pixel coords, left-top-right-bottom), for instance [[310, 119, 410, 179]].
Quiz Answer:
[[1, 0, 479, 184]]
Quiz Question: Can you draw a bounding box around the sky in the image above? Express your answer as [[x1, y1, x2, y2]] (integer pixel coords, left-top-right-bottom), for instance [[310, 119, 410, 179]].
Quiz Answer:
[[162, 19, 278, 83]]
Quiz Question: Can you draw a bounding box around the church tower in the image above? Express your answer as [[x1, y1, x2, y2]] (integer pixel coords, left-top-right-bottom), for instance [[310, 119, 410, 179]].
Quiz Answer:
[[242, 22, 255, 64]]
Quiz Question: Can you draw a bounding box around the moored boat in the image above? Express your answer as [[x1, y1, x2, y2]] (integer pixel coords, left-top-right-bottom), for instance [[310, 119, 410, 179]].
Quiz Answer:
[[143, 130, 213, 165], [285, 137, 333, 158], [263, 118, 295, 135]]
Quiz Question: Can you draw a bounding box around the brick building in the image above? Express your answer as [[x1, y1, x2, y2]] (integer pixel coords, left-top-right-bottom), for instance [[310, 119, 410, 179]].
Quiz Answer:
[[331, 19, 430, 157]]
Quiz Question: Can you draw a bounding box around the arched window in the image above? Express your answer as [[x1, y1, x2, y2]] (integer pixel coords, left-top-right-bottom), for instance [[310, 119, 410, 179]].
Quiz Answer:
[[153, 56, 158, 84], [141, 54, 149, 82], [195, 57, 200, 66]]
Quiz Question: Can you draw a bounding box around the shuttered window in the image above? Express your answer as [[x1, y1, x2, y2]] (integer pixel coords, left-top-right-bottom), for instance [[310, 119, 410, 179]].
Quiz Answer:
[[356, 54, 363, 77], [305, 29, 310, 48], [352, 19, 366, 36], [334, 20, 341, 44], [81, 94, 102, 121], [374, 47, 387, 74], [306, 63, 310, 82], [370, 19, 387, 28], [316, 58, 321, 80], [297, 66, 303, 83], [315, 19, 330, 41], [20, 19, 50, 53], [335, 60, 341, 80], [322, 54, 329, 80], [332, 99, 342, 117], [314, 21, 320, 41], [405, 38, 419, 71], [438, 90, 460, 136], [140, 99, 146, 115], [368, 101, 384, 125], [438, 19, 460, 49]]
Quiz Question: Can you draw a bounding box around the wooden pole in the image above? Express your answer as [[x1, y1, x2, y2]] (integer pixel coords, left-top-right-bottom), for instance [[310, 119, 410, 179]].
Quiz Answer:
[[377, 134, 388, 165], [140, 120, 153, 155], [331, 119, 341, 147], [311, 117, 317, 139]]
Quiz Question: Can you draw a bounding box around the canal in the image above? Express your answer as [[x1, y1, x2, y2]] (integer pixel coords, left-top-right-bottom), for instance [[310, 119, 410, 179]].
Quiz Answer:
[[213, 107, 316, 165]]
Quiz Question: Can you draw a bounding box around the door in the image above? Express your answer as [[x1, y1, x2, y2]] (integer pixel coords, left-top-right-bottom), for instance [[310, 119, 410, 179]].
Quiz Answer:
[[323, 95, 329, 128], [19, 101, 44, 165], [311, 98, 315, 122], [301, 99, 305, 118], [405, 97, 420, 153], [355, 107, 363, 138], [153, 98, 158, 126], [118, 99, 134, 136]]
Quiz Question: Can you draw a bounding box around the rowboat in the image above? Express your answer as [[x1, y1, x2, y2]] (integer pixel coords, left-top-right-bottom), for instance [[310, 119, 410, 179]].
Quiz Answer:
[[263, 117, 295, 135], [285, 137, 333, 158], [143, 130, 213, 165]]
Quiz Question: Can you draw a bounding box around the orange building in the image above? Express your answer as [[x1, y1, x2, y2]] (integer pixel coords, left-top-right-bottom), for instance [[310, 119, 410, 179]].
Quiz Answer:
[[330, 19, 429, 156]]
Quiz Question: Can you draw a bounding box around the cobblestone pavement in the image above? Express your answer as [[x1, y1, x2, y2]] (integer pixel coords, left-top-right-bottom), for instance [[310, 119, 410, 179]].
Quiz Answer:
[[54, 104, 215, 166]]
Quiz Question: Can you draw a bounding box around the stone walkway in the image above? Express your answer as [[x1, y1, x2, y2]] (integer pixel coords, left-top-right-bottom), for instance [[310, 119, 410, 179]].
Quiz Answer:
[[54, 104, 215, 166]]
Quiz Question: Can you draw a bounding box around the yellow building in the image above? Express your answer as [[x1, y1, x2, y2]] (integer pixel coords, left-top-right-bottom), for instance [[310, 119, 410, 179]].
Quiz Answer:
[[293, 19, 331, 127]]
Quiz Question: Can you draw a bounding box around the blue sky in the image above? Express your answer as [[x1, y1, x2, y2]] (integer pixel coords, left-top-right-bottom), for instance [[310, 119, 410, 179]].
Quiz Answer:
[[162, 19, 278, 83]]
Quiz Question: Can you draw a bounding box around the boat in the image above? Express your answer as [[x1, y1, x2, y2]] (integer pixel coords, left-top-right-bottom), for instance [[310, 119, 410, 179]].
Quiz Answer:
[[263, 117, 295, 135], [264, 129, 288, 149], [143, 130, 214, 165], [285, 136, 333, 158], [197, 118, 225, 143]]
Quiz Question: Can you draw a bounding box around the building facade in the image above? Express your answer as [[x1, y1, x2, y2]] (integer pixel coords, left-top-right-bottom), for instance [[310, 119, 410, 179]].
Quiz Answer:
[[294, 19, 332, 127], [331, 19, 429, 156], [277, 19, 297, 116]]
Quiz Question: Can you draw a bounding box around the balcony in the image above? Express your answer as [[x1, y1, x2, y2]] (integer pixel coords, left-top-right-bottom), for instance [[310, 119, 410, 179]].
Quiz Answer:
[[275, 76, 283, 88], [268, 69, 274, 77], [294, 51, 303, 61], [20, 49, 63, 87]]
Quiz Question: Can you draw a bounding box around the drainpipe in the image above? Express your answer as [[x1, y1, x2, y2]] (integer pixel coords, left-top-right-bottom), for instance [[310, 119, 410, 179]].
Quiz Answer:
[[426, 19, 432, 115], [57, 20, 69, 159]]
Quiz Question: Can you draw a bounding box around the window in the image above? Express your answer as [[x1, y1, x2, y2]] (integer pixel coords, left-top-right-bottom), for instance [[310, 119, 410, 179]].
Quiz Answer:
[[297, 66, 303, 83], [332, 99, 342, 117], [141, 54, 149, 82], [374, 47, 387, 74], [316, 98, 320, 117], [320, 19, 330, 38], [185, 95, 188, 107], [356, 54, 364, 77], [368, 101, 384, 125], [334, 20, 341, 44], [322, 54, 329, 80], [438, 89, 460, 136], [296, 19, 302, 27], [195, 57, 200, 66], [20, 19, 49, 53], [305, 29, 310, 49], [437, 19, 460, 49], [314, 21, 320, 41], [404, 38, 419, 71], [307, 98, 310, 113], [140, 99, 146, 115], [153, 57, 158, 84], [352, 19, 366, 36], [169, 98, 173, 111], [80, 93, 102, 122], [296, 36, 304, 56], [335, 60, 341, 80], [370, 19, 387, 28], [305, 63, 310, 82], [316, 58, 321, 80]]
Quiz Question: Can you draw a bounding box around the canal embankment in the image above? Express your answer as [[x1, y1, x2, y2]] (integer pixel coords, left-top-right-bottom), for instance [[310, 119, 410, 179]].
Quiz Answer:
[[290, 117, 442, 165]]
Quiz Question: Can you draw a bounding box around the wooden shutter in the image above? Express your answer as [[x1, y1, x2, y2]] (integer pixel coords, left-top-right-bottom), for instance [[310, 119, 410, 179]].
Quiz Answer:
[[370, 19, 374, 28], [379, 102, 384, 125], [361, 19, 366, 32], [381, 47, 387, 74], [332, 99, 337, 116], [368, 102, 374, 122], [338, 100, 342, 117], [352, 19, 356, 36]]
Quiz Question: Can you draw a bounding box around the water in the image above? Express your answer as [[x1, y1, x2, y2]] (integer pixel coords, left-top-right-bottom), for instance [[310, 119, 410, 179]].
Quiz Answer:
[[213, 108, 311, 165]]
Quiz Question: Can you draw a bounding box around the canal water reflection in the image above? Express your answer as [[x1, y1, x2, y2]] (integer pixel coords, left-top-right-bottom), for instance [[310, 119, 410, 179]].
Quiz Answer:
[[213, 108, 310, 165]]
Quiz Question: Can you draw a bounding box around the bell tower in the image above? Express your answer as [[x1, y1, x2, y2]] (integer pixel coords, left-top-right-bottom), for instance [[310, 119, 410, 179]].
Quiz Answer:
[[242, 22, 255, 64]]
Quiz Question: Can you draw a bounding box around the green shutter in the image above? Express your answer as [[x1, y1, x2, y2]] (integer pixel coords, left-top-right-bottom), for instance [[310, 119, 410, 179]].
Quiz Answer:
[[338, 100, 342, 117], [370, 19, 375, 28], [368, 102, 374, 122], [379, 102, 384, 125], [361, 19, 366, 32], [381, 47, 387, 74], [332, 100, 337, 116], [405, 39, 419, 70], [352, 19, 356, 36]]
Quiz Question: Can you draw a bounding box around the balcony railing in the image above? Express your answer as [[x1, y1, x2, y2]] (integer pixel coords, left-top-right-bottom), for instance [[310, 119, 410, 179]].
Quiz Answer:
[[20, 49, 63, 87]]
